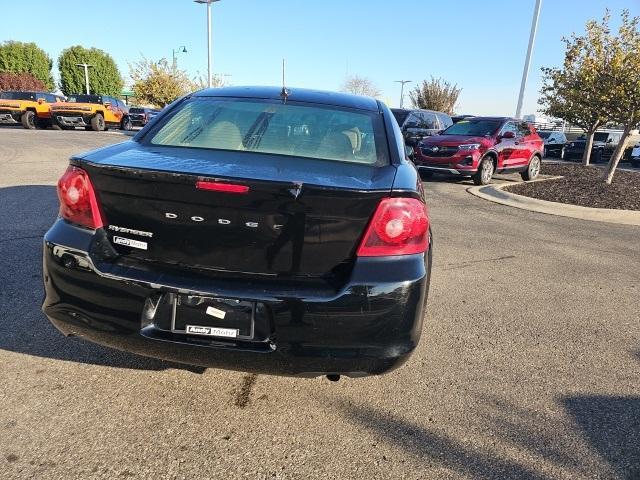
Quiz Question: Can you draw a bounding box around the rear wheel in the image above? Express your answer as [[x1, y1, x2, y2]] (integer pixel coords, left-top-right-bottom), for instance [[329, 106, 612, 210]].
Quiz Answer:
[[591, 149, 603, 164], [21, 110, 36, 129], [91, 114, 105, 131], [472, 156, 494, 185], [120, 116, 132, 131], [521, 155, 541, 181]]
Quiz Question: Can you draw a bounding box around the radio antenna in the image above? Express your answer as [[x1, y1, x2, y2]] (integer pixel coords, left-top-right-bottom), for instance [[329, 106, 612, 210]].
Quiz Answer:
[[280, 58, 289, 103]]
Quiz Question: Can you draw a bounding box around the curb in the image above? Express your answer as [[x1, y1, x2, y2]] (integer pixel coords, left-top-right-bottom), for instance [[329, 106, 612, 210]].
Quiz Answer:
[[467, 177, 640, 226]]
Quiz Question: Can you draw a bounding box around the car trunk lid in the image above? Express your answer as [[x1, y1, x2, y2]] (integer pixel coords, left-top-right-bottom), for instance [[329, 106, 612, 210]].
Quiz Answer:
[[79, 144, 396, 278]]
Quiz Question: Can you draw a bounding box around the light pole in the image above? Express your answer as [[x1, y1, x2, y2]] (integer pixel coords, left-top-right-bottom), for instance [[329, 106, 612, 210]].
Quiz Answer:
[[395, 80, 412, 109], [194, 0, 221, 88], [172, 45, 187, 69], [76, 63, 93, 94], [515, 0, 542, 119]]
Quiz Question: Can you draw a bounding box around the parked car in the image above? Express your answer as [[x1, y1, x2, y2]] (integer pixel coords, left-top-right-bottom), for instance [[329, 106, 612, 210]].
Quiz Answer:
[[391, 108, 453, 147], [0, 91, 65, 129], [564, 131, 622, 163], [538, 130, 567, 159], [128, 107, 161, 127], [451, 114, 475, 124], [42, 86, 432, 379], [414, 117, 544, 185], [51, 94, 132, 131], [631, 143, 640, 168], [147, 109, 162, 122]]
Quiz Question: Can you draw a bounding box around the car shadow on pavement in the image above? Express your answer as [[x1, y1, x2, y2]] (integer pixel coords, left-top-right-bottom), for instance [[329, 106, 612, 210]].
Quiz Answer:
[[562, 395, 640, 480], [337, 400, 550, 480], [0, 185, 203, 372], [336, 393, 640, 479]]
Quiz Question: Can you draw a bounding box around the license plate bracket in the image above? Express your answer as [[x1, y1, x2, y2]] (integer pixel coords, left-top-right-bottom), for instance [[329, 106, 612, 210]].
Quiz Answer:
[[171, 295, 255, 340]]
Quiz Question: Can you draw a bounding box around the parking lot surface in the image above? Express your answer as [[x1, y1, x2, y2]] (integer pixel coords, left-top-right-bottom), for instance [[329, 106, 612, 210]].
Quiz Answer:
[[1, 128, 638, 479]]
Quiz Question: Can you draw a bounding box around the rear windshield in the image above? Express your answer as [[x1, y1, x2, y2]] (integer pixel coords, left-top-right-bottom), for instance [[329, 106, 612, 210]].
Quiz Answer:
[[148, 97, 387, 165], [68, 94, 102, 104], [0, 91, 37, 100], [442, 119, 501, 136], [129, 107, 144, 113]]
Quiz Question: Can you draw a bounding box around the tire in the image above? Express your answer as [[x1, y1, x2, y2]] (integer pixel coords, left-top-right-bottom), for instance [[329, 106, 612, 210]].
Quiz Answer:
[[21, 110, 36, 129], [90, 113, 105, 131], [520, 155, 541, 181], [472, 156, 495, 185], [591, 149, 603, 164], [120, 116, 133, 131]]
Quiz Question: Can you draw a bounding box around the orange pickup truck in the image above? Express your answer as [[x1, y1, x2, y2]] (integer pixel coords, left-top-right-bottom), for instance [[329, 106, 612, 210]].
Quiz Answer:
[[51, 94, 132, 131], [0, 91, 65, 129]]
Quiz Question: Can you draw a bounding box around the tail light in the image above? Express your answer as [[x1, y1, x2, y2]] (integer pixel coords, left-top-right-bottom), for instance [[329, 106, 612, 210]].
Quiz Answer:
[[57, 166, 105, 229], [196, 180, 249, 193], [357, 197, 429, 257]]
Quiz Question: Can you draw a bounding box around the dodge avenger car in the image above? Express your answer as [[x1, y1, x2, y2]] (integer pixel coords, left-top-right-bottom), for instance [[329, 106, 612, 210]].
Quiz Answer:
[[42, 86, 432, 379]]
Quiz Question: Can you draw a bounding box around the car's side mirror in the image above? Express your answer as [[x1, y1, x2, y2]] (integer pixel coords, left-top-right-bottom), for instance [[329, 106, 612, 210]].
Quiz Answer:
[[37, 98, 45, 104], [404, 145, 415, 160], [607, 138, 613, 143], [104, 102, 111, 108], [502, 131, 516, 139]]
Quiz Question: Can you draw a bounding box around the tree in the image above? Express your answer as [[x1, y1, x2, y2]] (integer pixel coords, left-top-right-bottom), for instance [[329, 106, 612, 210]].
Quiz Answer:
[[538, 13, 615, 165], [409, 77, 461, 115], [130, 57, 193, 107], [341, 75, 380, 97], [190, 73, 229, 90], [58, 46, 123, 96], [602, 11, 640, 184], [0, 41, 54, 90], [0, 72, 46, 92]]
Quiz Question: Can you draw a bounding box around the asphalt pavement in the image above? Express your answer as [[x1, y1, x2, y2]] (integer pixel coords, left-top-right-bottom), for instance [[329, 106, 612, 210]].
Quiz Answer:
[[0, 127, 638, 479]]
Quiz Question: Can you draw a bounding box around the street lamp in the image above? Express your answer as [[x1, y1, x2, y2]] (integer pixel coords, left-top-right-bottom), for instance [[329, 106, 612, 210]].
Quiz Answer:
[[515, 0, 542, 119], [395, 80, 412, 109], [76, 63, 94, 94], [172, 45, 187, 69], [194, 0, 221, 88]]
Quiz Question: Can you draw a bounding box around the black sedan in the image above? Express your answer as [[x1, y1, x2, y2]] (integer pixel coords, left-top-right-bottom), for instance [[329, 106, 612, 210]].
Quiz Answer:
[[42, 86, 432, 379]]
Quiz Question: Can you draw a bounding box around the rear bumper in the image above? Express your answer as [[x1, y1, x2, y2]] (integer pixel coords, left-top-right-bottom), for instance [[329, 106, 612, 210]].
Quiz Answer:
[[42, 220, 431, 377]]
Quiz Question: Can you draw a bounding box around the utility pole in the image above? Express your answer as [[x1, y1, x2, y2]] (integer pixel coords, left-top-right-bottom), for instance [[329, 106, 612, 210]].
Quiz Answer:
[[76, 63, 93, 94], [395, 80, 412, 109], [194, 0, 221, 88], [515, 0, 542, 119]]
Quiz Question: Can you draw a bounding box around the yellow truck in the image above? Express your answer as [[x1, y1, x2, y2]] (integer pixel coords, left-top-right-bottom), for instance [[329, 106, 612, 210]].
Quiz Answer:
[[51, 94, 132, 131], [0, 91, 65, 129]]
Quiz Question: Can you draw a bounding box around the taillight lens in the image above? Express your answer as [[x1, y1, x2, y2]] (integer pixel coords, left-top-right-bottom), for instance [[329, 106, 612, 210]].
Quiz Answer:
[[357, 197, 429, 256], [57, 166, 104, 229]]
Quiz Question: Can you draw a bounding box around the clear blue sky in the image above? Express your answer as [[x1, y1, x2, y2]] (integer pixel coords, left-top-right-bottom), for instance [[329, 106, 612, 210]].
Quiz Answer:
[[2, 0, 638, 115]]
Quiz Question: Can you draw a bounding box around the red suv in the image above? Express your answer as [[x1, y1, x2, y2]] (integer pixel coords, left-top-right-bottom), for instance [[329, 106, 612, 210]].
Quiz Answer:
[[413, 116, 544, 185]]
